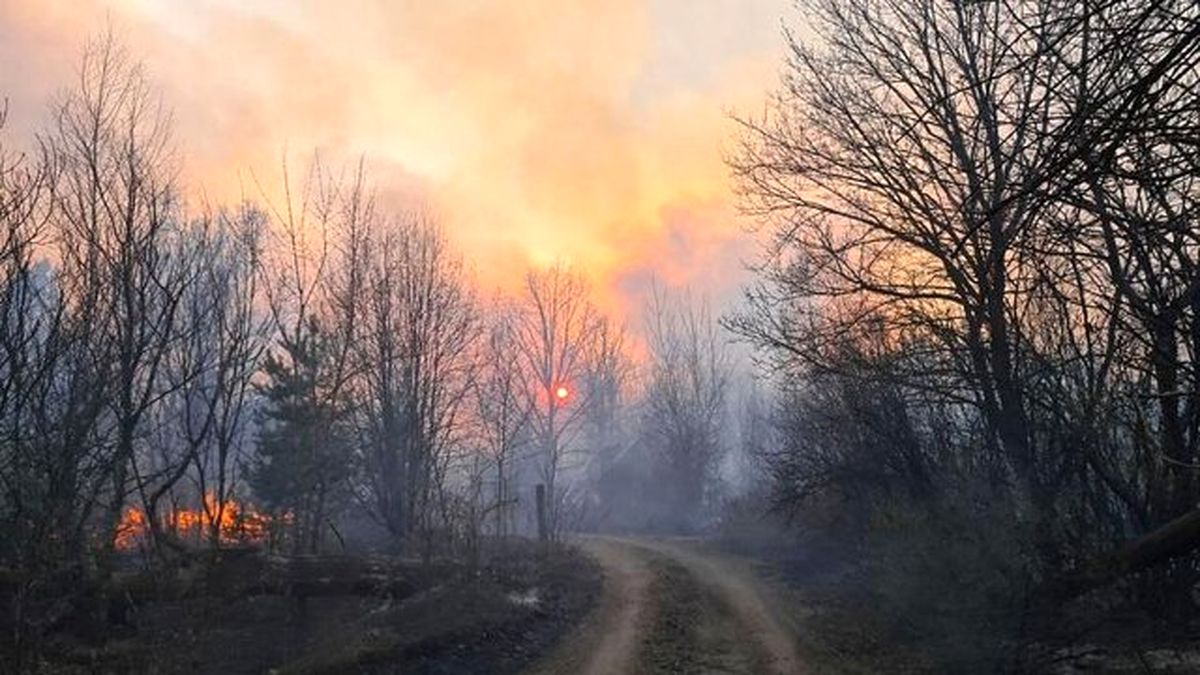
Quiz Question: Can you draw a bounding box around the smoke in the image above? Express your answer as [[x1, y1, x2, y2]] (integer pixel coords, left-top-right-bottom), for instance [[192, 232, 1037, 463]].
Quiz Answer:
[[0, 0, 785, 316]]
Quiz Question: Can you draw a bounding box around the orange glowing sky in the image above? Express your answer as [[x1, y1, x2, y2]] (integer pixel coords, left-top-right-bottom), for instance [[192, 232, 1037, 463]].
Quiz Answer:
[[0, 0, 788, 315]]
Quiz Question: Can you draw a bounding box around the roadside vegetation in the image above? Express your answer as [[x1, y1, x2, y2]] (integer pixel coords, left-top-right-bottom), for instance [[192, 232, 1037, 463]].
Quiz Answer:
[[724, 0, 1200, 669]]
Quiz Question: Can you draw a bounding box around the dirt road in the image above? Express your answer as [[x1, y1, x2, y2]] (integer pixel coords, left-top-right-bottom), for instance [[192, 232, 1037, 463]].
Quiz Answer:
[[529, 536, 804, 675]]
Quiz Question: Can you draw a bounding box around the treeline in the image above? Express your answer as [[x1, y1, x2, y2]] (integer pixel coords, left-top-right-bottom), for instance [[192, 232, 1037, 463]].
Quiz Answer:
[[0, 28, 739, 630], [729, 0, 1200, 668]]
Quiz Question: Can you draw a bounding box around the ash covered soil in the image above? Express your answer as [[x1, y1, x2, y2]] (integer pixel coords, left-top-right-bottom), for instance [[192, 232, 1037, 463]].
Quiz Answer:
[[7, 543, 601, 675]]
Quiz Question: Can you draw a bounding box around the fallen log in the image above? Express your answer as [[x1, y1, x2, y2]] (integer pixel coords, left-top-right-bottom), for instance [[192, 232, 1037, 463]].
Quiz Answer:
[[1042, 507, 1200, 606]]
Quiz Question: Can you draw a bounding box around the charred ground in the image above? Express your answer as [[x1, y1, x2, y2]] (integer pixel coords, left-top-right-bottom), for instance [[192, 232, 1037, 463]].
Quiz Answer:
[[1, 542, 600, 674]]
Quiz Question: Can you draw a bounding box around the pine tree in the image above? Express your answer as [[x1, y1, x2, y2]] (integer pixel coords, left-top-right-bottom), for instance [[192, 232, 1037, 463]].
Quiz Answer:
[[249, 317, 349, 553]]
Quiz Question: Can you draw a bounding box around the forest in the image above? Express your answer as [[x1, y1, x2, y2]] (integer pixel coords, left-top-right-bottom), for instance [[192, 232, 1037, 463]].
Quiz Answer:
[[3, 0, 1200, 672]]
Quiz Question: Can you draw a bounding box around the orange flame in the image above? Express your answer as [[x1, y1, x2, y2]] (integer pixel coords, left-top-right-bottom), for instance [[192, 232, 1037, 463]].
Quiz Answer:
[[114, 493, 277, 551]]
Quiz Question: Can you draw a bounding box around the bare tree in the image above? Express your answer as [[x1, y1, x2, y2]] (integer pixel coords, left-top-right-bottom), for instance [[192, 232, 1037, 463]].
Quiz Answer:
[[191, 206, 269, 547], [642, 286, 730, 531], [728, 0, 1200, 647], [582, 318, 631, 476], [473, 301, 532, 540], [515, 263, 600, 540], [336, 200, 480, 553], [129, 205, 267, 552], [48, 32, 193, 572], [0, 101, 107, 661]]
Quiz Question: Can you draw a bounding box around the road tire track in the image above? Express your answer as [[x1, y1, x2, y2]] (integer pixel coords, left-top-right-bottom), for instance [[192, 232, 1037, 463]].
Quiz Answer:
[[528, 536, 804, 675], [528, 537, 654, 675]]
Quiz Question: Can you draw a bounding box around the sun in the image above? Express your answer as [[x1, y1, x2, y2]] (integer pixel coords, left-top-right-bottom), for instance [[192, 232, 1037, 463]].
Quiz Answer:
[[555, 385, 570, 401]]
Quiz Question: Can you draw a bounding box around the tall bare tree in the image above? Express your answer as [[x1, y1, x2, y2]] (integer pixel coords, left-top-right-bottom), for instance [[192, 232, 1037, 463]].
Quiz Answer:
[[643, 287, 730, 531], [473, 301, 531, 540], [515, 263, 600, 540], [131, 205, 267, 551], [336, 200, 480, 551], [48, 32, 194, 571]]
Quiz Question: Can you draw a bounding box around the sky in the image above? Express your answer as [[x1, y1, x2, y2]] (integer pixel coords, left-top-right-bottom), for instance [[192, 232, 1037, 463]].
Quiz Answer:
[[0, 0, 790, 317]]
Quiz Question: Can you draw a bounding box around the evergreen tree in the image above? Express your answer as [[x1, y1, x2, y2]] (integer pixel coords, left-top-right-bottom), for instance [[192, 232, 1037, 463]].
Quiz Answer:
[[249, 317, 350, 553]]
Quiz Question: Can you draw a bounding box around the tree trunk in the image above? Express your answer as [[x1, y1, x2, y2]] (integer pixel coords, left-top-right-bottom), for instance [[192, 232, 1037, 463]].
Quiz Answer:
[[1041, 507, 1200, 606]]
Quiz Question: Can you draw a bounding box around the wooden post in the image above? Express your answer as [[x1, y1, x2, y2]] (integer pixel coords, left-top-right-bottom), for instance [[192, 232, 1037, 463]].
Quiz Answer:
[[535, 484, 548, 542]]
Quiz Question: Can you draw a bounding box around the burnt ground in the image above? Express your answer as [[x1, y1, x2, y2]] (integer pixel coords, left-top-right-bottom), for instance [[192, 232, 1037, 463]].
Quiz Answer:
[[3, 543, 601, 674], [760, 555, 932, 674], [719, 538, 1200, 674]]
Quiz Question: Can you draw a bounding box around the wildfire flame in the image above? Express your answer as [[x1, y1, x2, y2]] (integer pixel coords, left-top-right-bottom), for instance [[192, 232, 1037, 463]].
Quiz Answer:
[[114, 493, 276, 551]]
